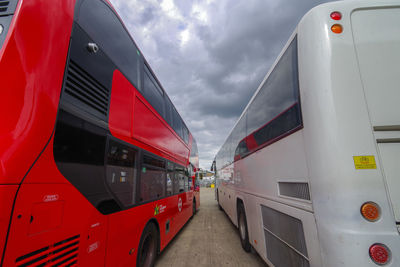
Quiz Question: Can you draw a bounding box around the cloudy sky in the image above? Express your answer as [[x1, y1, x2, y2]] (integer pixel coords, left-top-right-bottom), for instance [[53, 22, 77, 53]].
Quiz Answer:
[[110, 0, 333, 170]]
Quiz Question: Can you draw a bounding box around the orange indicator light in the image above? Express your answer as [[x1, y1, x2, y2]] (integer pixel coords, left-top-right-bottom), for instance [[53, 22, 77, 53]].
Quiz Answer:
[[331, 24, 343, 34], [361, 202, 380, 222]]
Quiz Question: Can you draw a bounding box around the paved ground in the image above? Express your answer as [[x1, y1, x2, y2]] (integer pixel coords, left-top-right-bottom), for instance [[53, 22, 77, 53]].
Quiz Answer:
[[155, 188, 267, 267]]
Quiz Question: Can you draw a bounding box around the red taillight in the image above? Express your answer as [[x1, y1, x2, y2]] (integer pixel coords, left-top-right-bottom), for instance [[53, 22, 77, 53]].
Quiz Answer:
[[369, 244, 390, 265], [330, 11, 342, 20]]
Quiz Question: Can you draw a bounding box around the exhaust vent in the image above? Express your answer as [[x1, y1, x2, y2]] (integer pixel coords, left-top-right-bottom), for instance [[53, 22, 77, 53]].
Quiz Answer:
[[15, 235, 80, 267], [261, 205, 309, 267], [64, 60, 110, 119], [0, 0, 18, 15], [0, 1, 9, 12], [278, 182, 310, 200]]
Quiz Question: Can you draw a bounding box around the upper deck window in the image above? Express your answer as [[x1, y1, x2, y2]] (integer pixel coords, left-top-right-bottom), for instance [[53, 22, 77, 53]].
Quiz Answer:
[[78, 0, 141, 90], [143, 64, 165, 117]]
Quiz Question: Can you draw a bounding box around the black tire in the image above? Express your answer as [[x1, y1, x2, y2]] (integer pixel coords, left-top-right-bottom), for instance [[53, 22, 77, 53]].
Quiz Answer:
[[137, 223, 158, 267], [191, 199, 196, 218], [217, 190, 223, 210], [237, 203, 251, 252]]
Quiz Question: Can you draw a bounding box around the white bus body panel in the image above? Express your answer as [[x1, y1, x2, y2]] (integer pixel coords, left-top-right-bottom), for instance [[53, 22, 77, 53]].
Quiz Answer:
[[217, 130, 321, 266], [216, 1, 400, 266]]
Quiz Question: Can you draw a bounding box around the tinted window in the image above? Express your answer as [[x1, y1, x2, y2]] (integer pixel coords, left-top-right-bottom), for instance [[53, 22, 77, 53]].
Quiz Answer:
[[54, 111, 121, 215], [216, 37, 301, 169], [188, 177, 192, 191], [106, 140, 137, 207], [140, 155, 166, 202], [78, 0, 141, 89], [172, 172, 181, 194], [174, 165, 187, 193], [166, 161, 174, 196], [234, 139, 248, 160], [143, 65, 165, 117], [189, 138, 199, 167], [246, 37, 300, 136], [172, 108, 183, 137], [165, 97, 173, 126], [166, 172, 173, 196], [182, 125, 189, 144], [143, 154, 165, 168], [229, 116, 246, 164], [253, 104, 301, 145]]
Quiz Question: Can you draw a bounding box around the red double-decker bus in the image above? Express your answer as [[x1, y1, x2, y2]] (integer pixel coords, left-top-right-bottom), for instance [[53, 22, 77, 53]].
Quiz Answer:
[[0, 0, 200, 266]]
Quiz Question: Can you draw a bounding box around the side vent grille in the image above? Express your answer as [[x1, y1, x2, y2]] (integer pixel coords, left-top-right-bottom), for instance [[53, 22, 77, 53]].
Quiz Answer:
[[15, 235, 80, 267], [65, 60, 110, 118], [278, 182, 311, 200], [0, 0, 9, 12], [261, 205, 309, 267]]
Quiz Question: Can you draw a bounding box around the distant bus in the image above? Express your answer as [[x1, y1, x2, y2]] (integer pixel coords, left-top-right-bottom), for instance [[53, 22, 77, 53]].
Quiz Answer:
[[214, 1, 400, 266], [0, 0, 199, 266]]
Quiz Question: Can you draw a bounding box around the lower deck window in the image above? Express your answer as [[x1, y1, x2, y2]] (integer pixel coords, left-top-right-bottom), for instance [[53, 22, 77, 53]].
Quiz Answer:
[[140, 167, 166, 202]]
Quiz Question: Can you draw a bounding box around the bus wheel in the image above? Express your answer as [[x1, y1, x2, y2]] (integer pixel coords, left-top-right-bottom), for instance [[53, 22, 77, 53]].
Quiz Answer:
[[137, 223, 158, 267], [191, 199, 196, 219], [238, 203, 251, 252], [217, 190, 223, 210]]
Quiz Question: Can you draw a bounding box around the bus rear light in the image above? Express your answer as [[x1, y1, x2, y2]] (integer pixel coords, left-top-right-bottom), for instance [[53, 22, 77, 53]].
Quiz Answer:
[[331, 24, 343, 34], [330, 11, 342, 20], [369, 244, 390, 265], [361, 202, 380, 221]]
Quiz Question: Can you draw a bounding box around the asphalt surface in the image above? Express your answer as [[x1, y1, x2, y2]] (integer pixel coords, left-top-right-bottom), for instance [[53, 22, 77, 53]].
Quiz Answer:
[[155, 188, 267, 267]]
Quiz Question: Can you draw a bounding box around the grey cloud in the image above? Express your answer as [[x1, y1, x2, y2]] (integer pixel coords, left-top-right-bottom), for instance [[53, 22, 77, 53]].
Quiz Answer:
[[140, 7, 155, 24], [110, 0, 333, 169]]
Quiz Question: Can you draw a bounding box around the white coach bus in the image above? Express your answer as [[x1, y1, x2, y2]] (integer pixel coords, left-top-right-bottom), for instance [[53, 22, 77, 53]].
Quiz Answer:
[[213, 1, 400, 266]]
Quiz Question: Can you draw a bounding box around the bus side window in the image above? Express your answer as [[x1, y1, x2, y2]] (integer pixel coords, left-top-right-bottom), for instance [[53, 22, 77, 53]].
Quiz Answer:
[[77, 0, 141, 90], [172, 107, 183, 138], [165, 98, 174, 126], [174, 164, 186, 193], [143, 64, 165, 118], [246, 37, 301, 147], [106, 139, 137, 207], [139, 155, 166, 202], [182, 126, 189, 144], [172, 172, 180, 195]]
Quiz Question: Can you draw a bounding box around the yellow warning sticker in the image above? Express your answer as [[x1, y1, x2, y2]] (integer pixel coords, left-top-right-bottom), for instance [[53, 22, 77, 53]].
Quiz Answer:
[[353, 156, 377, 170]]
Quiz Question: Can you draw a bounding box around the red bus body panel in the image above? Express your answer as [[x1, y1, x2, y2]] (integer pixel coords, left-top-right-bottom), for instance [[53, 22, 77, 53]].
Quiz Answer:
[[0, 1, 198, 266], [0, 185, 18, 264], [0, 0, 75, 184], [109, 70, 189, 165], [2, 183, 107, 267], [133, 97, 189, 164], [105, 192, 193, 267]]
